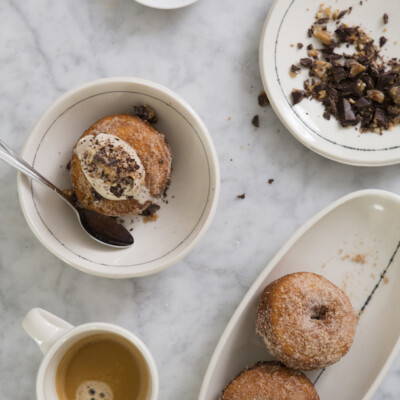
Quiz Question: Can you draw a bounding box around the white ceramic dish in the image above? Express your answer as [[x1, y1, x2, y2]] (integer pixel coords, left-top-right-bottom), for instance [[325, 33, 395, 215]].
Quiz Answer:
[[260, 0, 400, 166], [198, 189, 400, 400], [18, 77, 219, 278], [135, 0, 198, 10]]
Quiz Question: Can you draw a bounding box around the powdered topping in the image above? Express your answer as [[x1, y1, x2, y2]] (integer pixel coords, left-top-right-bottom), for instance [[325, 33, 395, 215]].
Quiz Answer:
[[256, 272, 356, 370], [75, 133, 155, 203]]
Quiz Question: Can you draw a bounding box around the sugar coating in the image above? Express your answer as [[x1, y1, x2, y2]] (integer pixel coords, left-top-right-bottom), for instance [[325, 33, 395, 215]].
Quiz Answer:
[[76, 381, 113, 400], [220, 362, 319, 400], [256, 272, 357, 370]]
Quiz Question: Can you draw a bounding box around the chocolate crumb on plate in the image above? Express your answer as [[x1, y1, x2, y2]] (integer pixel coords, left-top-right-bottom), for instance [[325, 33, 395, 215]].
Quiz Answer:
[[380, 36, 388, 47], [237, 193, 245, 199], [383, 13, 389, 24], [251, 115, 260, 127], [268, 179, 274, 184], [297, 42, 304, 49], [258, 91, 269, 106]]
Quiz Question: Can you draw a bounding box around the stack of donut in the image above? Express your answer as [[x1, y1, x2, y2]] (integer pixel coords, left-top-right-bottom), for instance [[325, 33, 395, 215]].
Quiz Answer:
[[220, 272, 357, 400]]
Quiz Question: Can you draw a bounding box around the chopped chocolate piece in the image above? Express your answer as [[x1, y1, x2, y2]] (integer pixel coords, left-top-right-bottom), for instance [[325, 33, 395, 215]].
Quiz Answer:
[[307, 28, 313, 38], [297, 43, 304, 49], [333, 66, 347, 83], [354, 97, 371, 108], [323, 111, 331, 120], [258, 91, 269, 107], [337, 10, 347, 20], [383, 13, 389, 24], [316, 17, 330, 24], [268, 179, 274, 184], [291, 89, 305, 105], [91, 188, 102, 203], [379, 36, 388, 47], [132, 105, 158, 123], [360, 73, 374, 90], [141, 204, 160, 216], [374, 108, 387, 125], [251, 115, 260, 127], [291, 64, 301, 74], [236, 193, 245, 199], [338, 98, 358, 126], [300, 58, 313, 68]]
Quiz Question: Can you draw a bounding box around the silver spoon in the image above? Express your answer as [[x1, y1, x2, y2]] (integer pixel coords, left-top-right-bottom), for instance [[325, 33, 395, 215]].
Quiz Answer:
[[0, 139, 133, 248]]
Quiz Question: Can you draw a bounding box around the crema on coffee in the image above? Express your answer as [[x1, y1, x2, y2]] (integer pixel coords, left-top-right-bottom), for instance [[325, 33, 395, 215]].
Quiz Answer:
[[56, 333, 149, 400]]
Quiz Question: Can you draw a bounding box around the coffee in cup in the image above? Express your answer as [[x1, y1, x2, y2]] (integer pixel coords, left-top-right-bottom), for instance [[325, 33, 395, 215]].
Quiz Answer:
[[56, 332, 149, 400]]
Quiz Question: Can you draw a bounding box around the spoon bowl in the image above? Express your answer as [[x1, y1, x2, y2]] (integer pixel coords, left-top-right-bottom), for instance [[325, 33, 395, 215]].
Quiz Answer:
[[0, 138, 133, 248]]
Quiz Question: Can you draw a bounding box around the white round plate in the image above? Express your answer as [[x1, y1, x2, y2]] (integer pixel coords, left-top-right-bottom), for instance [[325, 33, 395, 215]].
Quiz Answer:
[[199, 189, 400, 400], [260, 0, 400, 166], [18, 77, 219, 278], [135, 0, 197, 10]]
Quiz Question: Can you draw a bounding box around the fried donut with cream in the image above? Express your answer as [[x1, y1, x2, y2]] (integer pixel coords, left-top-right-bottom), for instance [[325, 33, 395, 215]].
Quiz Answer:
[[256, 272, 356, 370], [220, 362, 319, 400], [70, 114, 171, 216]]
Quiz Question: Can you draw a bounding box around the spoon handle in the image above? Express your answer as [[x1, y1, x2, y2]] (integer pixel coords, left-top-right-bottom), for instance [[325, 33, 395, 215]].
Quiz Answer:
[[0, 138, 65, 198]]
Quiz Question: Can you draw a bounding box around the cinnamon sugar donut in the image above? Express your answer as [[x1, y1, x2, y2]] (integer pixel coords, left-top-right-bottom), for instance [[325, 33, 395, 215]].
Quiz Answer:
[[70, 114, 171, 216], [220, 362, 319, 400], [256, 272, 356, 370]]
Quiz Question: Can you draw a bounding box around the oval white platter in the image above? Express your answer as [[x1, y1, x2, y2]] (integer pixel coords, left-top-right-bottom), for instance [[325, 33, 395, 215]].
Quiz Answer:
[[198, 189, 400, 400], [260, 0, 400, 166]]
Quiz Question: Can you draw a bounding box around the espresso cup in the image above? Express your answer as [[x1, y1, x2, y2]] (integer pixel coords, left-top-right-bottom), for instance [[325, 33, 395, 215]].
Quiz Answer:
[[23, 308, 159, 400]]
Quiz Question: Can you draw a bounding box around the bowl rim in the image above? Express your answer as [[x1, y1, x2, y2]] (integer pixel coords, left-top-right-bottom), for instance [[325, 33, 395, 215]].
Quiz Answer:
[[134, 0, 198, 10], [17, 77, 220, 278]]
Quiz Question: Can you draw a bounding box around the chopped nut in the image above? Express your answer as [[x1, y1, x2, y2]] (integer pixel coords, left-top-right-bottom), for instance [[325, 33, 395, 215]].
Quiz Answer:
[[349, 61, 366, 77], [312, 60, 331, 78], [314, 27, 333, 45], [323, 6, 331, 17], [332, 9, 340, 20], [390, 86, 400, 105], [308, 48, 319, 58], [355, 79, 366, 95], [367, 90, 385, 103]]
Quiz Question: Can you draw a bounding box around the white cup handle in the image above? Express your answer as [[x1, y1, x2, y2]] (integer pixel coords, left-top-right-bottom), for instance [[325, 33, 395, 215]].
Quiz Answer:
[[22, 308, 74, 355]]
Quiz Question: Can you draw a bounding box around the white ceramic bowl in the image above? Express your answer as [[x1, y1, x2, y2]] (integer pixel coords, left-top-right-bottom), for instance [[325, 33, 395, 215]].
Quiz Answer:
[[135, 0, 198, 10], [18, 77, 219, 278], [260, 0, 400, 166]]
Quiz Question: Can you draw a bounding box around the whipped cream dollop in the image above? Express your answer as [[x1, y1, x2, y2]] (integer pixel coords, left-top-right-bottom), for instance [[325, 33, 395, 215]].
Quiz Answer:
[[75, 133, 154, 203]]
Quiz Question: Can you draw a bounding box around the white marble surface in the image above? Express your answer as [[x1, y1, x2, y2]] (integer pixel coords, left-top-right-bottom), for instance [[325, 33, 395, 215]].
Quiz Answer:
[[0, 0, 399, 399]]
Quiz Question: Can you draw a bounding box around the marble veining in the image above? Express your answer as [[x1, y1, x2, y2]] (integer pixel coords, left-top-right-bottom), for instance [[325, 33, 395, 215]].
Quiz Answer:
[[0, 0, 399, 399]]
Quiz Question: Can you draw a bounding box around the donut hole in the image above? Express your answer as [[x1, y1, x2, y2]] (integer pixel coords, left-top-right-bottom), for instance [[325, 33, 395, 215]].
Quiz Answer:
[[310, 305, 329, 320]]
